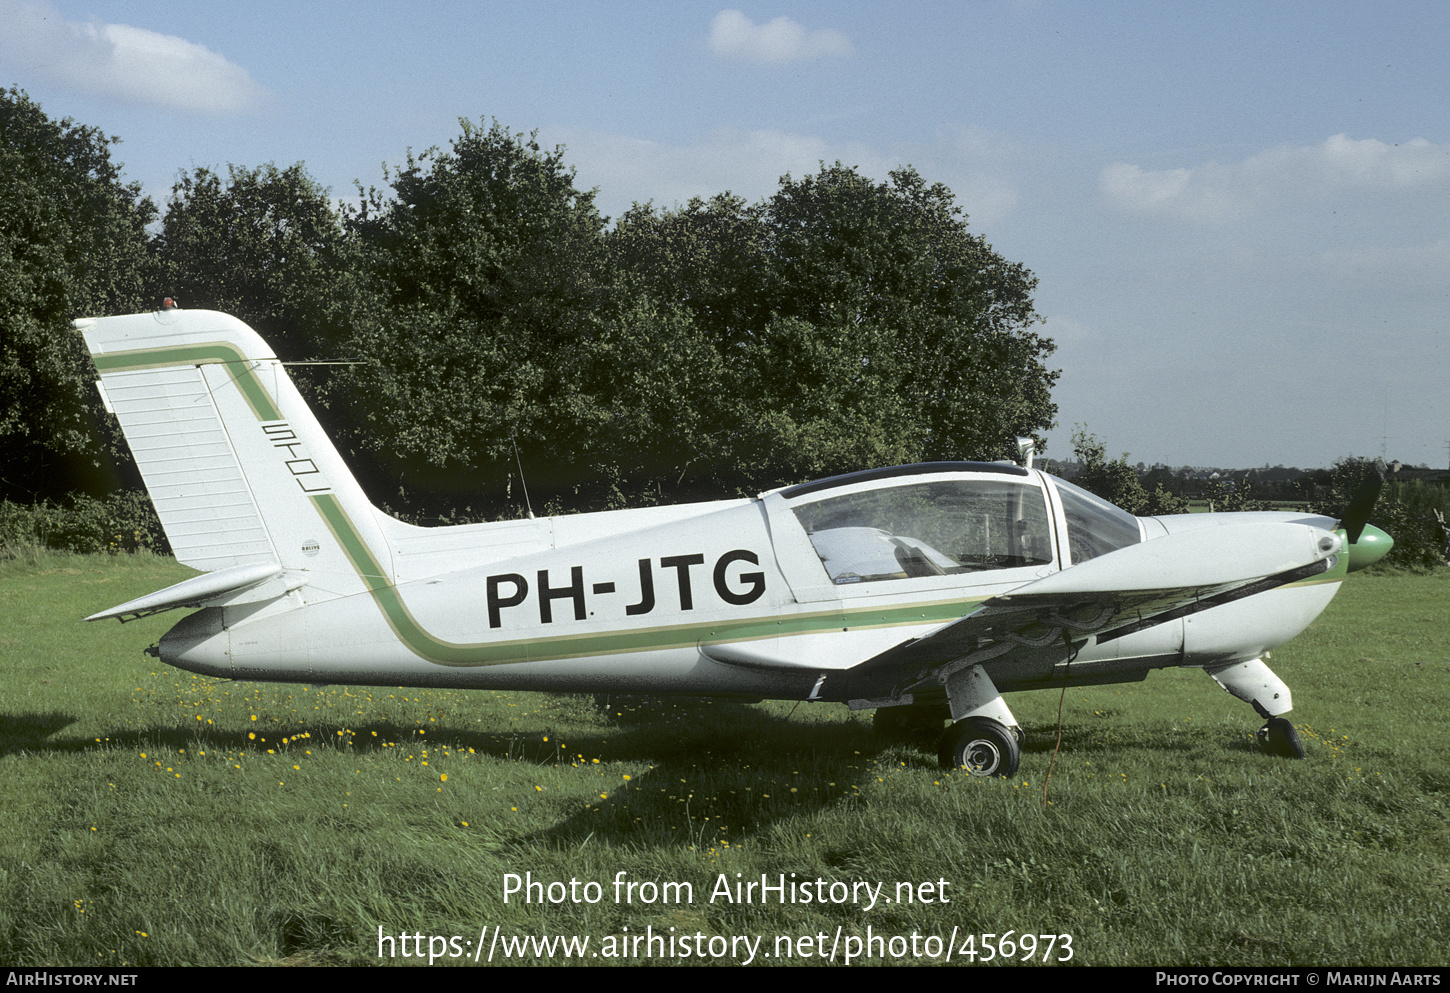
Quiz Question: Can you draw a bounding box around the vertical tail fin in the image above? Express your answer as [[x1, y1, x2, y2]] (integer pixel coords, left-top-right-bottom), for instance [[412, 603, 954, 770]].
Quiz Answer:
[[78, 309, 392, 592]]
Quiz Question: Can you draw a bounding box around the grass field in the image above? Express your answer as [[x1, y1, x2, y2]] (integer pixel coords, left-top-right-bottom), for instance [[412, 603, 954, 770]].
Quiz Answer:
[[1, 549, 1446, 967]]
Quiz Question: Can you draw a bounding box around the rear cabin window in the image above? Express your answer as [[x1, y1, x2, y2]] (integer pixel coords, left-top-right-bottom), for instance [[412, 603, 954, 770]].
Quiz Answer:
[[790, 479, 1053, 585]]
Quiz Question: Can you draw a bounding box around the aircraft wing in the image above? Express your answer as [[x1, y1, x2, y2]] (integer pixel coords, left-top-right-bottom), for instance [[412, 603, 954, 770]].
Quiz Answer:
[[834, 520, 1340, 701]]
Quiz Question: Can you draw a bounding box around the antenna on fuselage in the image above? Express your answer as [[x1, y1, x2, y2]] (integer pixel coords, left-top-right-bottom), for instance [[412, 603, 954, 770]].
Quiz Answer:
[[512, 438, 536, 520], [1016, 436, 1036, 469]]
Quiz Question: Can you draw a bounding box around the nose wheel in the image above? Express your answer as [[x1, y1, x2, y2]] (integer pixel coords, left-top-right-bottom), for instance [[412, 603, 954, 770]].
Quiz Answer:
[[938, 716, 1021, 777], [1257, 716, 1305, 759]]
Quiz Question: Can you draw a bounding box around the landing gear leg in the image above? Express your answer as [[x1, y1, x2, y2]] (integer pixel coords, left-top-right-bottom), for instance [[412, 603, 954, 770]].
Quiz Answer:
[[1204, 657, 1304, 760]]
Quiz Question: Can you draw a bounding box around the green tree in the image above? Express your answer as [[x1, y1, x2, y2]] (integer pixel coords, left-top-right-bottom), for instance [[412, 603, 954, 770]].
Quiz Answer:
[[152, 163, 351, 361], [1070, 428, 1188, 516], [606, 164, 1057, 497], [351, 117, 604, 324], [759, 164, 1054, 464], [723, 314, 924, 486], [314, 134, 1059, 516], [566, 298, 729, 506], [0, 89, 155, 500], [1200, 475, 1271, 513], [327, 118, 611, 513], [607, 193, 769, 351]]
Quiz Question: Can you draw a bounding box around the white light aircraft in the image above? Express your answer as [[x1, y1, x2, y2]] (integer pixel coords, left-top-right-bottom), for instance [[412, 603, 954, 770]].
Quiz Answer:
[[78, 308, 1393, 777]]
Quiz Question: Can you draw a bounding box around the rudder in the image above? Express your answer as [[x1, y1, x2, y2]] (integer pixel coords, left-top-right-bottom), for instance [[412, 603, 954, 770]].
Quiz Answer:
[[77, 308, 392, 593]]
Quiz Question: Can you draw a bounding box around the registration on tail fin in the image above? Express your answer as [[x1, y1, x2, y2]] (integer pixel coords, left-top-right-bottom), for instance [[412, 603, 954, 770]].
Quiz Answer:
[[76, 307, 393, 617]]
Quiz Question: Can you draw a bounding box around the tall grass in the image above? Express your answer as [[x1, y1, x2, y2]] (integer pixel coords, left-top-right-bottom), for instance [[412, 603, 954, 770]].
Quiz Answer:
[[1, 554, 1446, 966]]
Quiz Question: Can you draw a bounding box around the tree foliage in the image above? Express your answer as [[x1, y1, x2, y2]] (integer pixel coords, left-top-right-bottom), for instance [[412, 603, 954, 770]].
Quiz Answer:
[[1070, 428, 1188, 516], [152, 163, 350, 361], [759, 165, 1052, 464], [12, 94, 1445, 580], [604, 164, 1057, 502], [318, 119, 615, 512], [319, 134, 1058, 515], [0, 89, 155, 499], [352, 119, 605, 324], [1, 105, 1060, 521], [1199, 476, 1271, 513]]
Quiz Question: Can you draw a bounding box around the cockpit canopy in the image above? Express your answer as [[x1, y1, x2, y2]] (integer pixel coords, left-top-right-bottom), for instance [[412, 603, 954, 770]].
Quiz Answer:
[[792, 478, 1054, 584], [780, 463, 1143, 587]]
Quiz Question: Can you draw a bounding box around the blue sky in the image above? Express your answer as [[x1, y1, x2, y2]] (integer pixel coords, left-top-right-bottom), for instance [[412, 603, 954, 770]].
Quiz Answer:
[[4, 1, 1447, 470]]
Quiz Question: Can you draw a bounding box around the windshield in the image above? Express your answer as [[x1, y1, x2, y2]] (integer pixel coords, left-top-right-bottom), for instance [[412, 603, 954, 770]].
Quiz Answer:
[[790, 479, 1053, 584], [1051, 476, 1143, 564]]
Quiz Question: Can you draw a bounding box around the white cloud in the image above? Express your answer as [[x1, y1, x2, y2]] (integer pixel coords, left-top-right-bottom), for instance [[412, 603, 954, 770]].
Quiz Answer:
[[1101, 135, 1450, 223], [708, 9, 853, 64], [0, 0, 269, 113], [1100, 162, 1241, 223]]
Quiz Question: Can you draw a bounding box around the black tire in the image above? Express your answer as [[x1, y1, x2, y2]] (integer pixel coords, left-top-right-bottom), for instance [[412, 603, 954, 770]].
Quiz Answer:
[[1257, 716, 1305, 759], [938, 716, 1021, 777]]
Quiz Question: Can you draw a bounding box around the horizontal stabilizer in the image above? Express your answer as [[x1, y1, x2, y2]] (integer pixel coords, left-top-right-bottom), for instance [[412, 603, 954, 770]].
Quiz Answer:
[[86, 561, 282, 622]]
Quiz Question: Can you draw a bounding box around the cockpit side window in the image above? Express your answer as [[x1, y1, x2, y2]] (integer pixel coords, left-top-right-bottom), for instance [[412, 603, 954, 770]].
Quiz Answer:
[[790, 480, 1053, 585], [1051, 477, 1143, 564]]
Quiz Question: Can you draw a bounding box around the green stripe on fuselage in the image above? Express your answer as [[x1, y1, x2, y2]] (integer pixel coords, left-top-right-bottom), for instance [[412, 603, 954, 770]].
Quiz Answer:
[[96, 342, 984, 668], [98, 342, 1337, 672], [312, 491, 979, 666]]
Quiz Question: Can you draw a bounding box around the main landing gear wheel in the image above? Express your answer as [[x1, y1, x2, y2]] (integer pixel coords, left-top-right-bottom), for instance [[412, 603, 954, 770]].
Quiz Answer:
[[938, 716, 1021, 777], [1257, 716, 1305, 759]]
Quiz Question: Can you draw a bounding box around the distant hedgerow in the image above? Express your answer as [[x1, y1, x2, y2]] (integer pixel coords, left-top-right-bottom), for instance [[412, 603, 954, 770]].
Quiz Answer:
[[0, 490, 168, 556]]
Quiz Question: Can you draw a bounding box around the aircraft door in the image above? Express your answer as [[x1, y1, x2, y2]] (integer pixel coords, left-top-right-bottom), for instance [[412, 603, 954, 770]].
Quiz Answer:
[[762, 472, 1060, 604]]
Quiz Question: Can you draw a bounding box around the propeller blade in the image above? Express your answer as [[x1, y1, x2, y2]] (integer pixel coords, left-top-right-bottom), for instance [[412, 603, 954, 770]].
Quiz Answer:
[[1341, 466, 1385, 544]]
